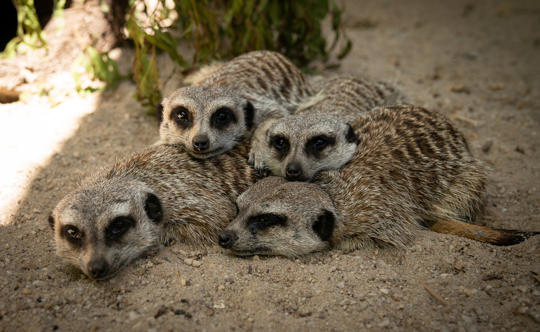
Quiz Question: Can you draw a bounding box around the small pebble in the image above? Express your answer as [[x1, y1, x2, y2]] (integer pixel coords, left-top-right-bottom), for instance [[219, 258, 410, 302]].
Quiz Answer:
[[378, 319, 390, 327], [213, 302, 225, 309]]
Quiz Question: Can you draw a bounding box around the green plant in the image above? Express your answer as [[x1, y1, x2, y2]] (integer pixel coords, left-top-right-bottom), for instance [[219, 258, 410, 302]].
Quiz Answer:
[[1, 0, 46, 58], [1, 0, 68, 58], [4, 0, 352, 112], [73, 46, 124, 94], [126, 0, 352, 112]]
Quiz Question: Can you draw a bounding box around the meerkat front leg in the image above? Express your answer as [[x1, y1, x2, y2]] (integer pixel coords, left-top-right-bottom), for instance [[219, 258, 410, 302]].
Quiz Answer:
[[248, 118, 278, 177]]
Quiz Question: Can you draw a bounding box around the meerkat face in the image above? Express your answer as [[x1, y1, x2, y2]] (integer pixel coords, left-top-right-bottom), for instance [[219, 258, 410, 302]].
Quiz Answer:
[[159, 86, 254, 158], [219, 177, 337, 257], [250, 114, 358, 181], [49, 178, 163, 280]]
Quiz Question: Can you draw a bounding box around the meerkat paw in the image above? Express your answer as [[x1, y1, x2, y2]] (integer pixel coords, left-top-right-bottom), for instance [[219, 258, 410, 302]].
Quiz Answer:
[[248, 150, 270, 177]]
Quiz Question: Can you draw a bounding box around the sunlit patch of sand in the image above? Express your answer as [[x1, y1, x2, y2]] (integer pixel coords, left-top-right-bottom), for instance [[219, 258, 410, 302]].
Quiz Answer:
[[0, 93, 100, 225]]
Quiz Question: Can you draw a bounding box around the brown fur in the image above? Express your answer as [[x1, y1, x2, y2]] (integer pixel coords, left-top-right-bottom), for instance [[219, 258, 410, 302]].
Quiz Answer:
[[50, 142, 258, 279], [221, 105, 538, 257]]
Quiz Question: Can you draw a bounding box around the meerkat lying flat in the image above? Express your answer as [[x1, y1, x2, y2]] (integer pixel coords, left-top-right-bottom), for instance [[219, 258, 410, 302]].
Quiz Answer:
[[249, 75, 404, 180], [220, 105, 538, 257], [158, 51, 313, 158], [49, 143, 258, 280]]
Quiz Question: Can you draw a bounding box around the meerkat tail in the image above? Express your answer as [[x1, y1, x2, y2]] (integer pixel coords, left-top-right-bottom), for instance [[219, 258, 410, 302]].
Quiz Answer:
[[422, 219, 539, 246]]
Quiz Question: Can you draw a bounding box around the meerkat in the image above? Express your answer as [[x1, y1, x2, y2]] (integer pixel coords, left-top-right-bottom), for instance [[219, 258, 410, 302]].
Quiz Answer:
[[219, 105, 538, 257], [248, 75, 405, 180], [249, 113, 360, 181], [49, 142, 258, 280], [158, 51, 313, 158]]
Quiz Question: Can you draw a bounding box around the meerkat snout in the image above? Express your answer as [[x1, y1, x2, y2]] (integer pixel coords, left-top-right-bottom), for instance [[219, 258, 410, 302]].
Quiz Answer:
[[88, 258, 109, 280], [249, 114, 359, 182], [285, 162, 303, 181], [218, 230, 238, 249], [192, 134, 210, 152]]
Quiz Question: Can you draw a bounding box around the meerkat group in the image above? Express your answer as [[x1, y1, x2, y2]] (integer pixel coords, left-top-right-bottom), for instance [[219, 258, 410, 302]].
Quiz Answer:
[[50, 51, 537, 279], [220, 106, 537, 257]]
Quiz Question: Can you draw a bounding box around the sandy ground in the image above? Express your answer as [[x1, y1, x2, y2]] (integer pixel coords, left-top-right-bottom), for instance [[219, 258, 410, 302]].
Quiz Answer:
[[1, 0, 539, 331]]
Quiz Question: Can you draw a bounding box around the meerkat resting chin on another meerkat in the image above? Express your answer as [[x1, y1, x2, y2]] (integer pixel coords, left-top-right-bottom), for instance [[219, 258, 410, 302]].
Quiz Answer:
[[220, 105, 539, 257], [158, 50, 313, 159], [49, 142, 258, 280], [248, 74, 406, 180], [249, 113, 359, 181]]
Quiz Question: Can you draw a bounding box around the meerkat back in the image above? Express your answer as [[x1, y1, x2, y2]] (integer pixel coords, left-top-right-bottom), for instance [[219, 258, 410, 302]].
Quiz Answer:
[[296, 75, 406, 121], [196, 50, 313, 121]]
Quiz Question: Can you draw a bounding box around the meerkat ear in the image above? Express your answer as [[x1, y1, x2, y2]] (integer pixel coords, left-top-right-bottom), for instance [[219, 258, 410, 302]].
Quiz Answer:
[[345, 124, 359, 144], [48, 214, 55, 231], [312, 209, 335, 242], [244, 101, 255, 130], [144, 193, 163, 223]]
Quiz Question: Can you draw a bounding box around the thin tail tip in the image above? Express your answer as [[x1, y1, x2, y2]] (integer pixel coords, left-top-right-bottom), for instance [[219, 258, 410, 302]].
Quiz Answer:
[[492, 230, 539, 246]]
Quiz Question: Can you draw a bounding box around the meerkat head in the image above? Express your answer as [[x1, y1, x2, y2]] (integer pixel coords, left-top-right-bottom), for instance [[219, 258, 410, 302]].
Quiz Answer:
[[49, 177, 163, 280], [159, 86, 255, 158], [249, 114, 358, 181], [219, 177, 338, 257]]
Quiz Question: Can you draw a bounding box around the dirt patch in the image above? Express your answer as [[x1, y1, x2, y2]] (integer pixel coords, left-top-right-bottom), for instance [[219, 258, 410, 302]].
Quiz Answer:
[[1, 0, 539, 330]]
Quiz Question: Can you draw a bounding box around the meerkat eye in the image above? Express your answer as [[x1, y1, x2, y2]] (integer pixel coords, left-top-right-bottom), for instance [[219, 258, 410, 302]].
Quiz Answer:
[[170, 106, 192, 128], [306, 135, 336, 156], [234, 202, 239, 215], [61, 225, 84, 246], [269, 135, 290, 158], [211, 107, 236, 129], [247, 213, 287, 234], [105, 216, 135, 244]]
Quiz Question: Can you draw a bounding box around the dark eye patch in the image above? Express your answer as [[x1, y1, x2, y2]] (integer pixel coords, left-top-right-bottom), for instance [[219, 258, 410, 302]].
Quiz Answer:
[[247, 213, 287, 235], [305, 135, 336, 158], [312, 209, 335, 242], [345, 124, 359, 144], [105, 216, 135, 245], [211, 107, 237, 130], [61, 225, 84, 247], [244, 101, 254, 130], [269, 135, 290, 160], [170, 106, 192, 129], [48, 214, 55, 230]]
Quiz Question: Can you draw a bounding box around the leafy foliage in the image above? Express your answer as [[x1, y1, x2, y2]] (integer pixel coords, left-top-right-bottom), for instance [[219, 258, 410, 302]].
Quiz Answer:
[[73, 46, 124, 94], [126, 0, 351, 111], [4, 0, 352, 112], [1, 0, 47, 58]]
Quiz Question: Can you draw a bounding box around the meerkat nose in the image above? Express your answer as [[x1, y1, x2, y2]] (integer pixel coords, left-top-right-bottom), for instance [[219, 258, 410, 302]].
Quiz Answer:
[[88, 259, 110, 280], [285, 163, 303, 180], [218, 230, 238, 249], [192, 135, 210, 152]]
